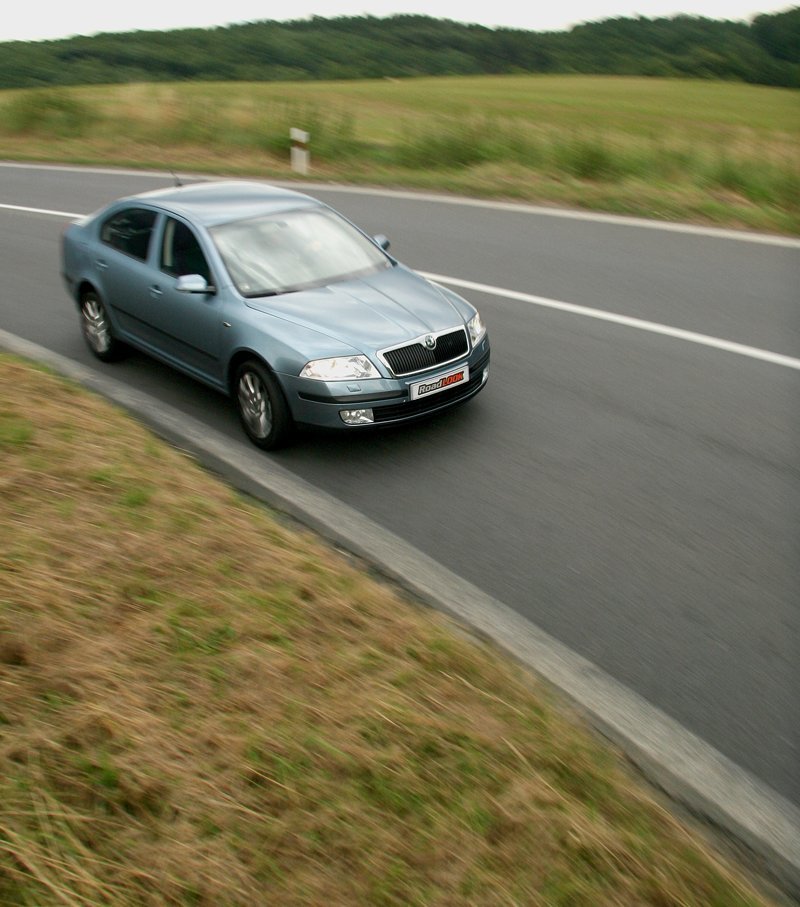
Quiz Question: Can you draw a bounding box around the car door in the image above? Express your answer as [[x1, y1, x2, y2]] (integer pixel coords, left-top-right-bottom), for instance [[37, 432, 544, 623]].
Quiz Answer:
[[146, 216, 225, 382], [93, 206, 160, 344]]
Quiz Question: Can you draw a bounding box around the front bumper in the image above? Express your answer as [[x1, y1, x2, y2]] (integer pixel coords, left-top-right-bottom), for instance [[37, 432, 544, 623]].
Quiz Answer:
[[281, 336, 490, 429]]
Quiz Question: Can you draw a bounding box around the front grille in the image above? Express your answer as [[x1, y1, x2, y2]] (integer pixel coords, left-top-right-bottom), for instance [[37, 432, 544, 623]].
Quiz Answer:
[[373, 351, 489, 423], [381, 328, 469, 377]]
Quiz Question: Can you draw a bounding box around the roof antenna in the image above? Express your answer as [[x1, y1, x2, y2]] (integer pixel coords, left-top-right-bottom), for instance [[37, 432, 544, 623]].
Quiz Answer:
[[171, 169, 183, 188]]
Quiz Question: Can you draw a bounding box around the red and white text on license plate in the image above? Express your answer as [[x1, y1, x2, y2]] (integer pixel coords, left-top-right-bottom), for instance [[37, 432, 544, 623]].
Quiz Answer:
[[410, 365, 469, 400]]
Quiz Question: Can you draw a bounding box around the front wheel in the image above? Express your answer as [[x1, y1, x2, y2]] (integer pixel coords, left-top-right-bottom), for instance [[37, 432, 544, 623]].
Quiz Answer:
[[234, 360, 292, 450], [80, 290, 123, 361]]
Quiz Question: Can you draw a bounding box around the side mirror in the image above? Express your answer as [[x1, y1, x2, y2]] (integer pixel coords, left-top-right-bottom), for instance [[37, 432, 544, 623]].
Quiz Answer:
[[373, 234, 390, 252], [176, 274, 215, 294]]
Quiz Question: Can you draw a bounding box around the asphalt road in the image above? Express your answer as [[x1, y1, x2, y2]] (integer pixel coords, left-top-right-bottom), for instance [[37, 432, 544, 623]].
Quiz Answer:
[[2, 163, 799, 811]]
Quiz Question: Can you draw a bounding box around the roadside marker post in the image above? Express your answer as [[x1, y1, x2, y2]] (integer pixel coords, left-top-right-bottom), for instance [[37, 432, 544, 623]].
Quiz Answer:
[[290, 128, 310, 174]]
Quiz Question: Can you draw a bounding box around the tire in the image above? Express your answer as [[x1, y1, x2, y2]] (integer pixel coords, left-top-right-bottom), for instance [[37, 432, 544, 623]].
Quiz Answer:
[[234, 359, 292, 450], [80, 290, 123, 361]]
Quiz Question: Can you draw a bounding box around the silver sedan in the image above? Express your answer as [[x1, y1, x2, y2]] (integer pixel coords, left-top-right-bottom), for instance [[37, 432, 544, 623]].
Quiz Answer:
[[62, 180, 490, 448]]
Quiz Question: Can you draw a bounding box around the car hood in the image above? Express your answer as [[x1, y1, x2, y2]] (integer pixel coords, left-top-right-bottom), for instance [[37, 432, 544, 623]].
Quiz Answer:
[[243, 266, 464, 351]]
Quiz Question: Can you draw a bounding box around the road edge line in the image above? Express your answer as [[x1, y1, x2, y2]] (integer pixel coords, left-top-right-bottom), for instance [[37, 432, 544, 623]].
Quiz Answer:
[[2, 159, 799, 247]]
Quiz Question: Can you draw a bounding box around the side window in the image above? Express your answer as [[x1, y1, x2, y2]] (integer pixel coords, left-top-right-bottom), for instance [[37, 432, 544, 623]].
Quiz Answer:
[[161, 218, 211, 283], [100, 208, 156, 261]]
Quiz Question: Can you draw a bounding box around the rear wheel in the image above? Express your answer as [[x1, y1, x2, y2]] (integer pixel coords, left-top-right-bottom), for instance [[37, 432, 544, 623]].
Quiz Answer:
[[80, 290, 122, 361], [234, 359, 292, 450]]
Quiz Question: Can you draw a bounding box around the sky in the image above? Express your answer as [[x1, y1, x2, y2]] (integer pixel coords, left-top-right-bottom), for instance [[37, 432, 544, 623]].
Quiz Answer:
[[2, 0, 793, 43]]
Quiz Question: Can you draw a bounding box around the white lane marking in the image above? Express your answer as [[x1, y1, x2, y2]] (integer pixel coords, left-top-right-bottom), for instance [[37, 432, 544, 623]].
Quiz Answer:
[[0, 161, 174, 180], [423, 271, 800, 372], [4, 200, 799, 372], [0, 202, 82, 218], [3, 160, 799, 248]]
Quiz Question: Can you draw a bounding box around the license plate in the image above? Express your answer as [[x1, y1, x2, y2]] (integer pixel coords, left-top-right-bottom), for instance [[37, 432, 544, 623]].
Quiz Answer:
[[410, 365, 469, 400]]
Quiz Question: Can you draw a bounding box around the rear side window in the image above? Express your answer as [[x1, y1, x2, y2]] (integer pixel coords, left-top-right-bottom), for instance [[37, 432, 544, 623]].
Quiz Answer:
[[101, 208, 157, 261]]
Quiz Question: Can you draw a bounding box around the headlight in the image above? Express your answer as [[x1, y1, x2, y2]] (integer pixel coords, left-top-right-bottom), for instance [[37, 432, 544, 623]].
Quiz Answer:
[[468, 312, 486, 346], [300, 355, 380, 381]]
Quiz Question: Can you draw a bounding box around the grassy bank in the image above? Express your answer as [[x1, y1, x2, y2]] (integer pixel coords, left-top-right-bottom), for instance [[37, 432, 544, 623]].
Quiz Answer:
[[0, 74, 798, 234], [0, 355, 780, 905]]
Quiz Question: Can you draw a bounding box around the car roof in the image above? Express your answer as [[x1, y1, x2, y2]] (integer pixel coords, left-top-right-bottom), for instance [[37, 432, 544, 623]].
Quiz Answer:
[[122, 180, 321, 227]]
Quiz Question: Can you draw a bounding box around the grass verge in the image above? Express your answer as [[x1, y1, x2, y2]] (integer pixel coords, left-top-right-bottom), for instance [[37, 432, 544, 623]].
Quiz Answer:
[[0, 75, 798, 235], [0, 354, 781, 905]]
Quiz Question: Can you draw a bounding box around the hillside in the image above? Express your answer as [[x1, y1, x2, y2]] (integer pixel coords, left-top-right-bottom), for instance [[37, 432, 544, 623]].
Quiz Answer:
[[0, 9, 798, 90]]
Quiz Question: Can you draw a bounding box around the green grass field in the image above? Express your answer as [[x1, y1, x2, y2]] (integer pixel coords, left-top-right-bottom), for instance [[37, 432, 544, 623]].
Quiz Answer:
[[1, 74, 798, 233]]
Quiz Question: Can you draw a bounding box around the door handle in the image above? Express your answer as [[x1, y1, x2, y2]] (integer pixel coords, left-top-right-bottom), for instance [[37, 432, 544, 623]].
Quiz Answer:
[[149, 285, 163, 298], [95, 259, 108, 270]]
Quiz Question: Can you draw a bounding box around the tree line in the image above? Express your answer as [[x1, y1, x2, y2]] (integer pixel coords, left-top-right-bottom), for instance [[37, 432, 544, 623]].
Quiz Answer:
[[1, 9, 798, 90]]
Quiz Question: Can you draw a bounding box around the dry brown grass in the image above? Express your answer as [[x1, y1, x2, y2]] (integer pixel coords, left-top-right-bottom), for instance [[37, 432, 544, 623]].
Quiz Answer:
[[0, 355, 777, 905]]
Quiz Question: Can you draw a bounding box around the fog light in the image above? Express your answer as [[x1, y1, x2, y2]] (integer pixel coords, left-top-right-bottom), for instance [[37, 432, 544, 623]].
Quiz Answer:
[[340, 408, 374, 425], [481, 365, 489, 383]]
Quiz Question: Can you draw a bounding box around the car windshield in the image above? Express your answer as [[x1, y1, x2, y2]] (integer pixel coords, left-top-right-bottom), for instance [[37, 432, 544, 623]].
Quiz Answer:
[[210, 207, 390, 297]]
